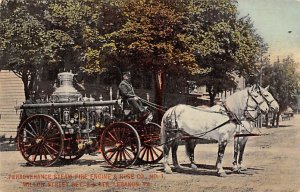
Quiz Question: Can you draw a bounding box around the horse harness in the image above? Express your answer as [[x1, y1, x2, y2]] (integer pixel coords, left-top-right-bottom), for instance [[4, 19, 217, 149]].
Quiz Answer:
[[258, 88, 277, 108], [243, 89, 267, 122], [163, 89, 267, 144]]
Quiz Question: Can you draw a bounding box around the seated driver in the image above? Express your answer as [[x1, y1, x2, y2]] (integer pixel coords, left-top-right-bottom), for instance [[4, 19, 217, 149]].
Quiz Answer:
[[118, 71, 148, 118]]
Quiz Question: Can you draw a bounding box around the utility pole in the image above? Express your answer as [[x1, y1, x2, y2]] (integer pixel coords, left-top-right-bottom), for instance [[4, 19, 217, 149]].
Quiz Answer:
[[258, 50, 269, 128]]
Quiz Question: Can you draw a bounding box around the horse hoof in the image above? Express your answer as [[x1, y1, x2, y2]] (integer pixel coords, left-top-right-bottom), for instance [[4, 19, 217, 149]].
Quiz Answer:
[[218, 172, 227, 177], [191, 164, 198, 169], [164, 167, 173, 174], [240, 167, 247, 171], [233, 168, 242, 173], [232, 167, 239, 173], [173, 166, 182, 171]]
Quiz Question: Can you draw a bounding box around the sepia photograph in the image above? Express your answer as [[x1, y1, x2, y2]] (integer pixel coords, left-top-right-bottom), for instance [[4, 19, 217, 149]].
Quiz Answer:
[[0, 0, 299, 191]]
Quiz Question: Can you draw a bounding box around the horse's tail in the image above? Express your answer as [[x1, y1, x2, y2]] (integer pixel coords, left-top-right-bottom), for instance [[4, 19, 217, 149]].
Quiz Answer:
[[160, 108, 170, 145], [160, 106, 176, 145]]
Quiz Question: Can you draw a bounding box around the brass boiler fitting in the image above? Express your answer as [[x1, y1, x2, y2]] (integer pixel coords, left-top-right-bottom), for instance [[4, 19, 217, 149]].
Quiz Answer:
[[78, 139, 93, 150]]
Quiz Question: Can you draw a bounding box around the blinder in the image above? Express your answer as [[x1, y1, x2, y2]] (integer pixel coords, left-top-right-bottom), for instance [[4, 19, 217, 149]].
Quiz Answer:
[[244, 89, 268, 121]]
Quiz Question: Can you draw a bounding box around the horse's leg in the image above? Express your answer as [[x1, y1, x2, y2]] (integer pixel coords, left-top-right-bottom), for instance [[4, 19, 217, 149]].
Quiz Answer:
[[237, 136, 249, 171], [232, 136, 239, 172], [216, 139, 228, 177], [161, 120, 173, 174], [185, 139, 197, 169], [171, 136, 182, 170], [163, 142, 173, 174]]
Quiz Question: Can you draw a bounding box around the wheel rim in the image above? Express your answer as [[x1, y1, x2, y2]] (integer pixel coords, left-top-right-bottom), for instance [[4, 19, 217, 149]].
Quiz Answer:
[[17, 115, 64, 166], [101, 122, 140, 168], [138, 122, 163, 164], [60, 152, 84, 162], [59, 135, 84, 163]]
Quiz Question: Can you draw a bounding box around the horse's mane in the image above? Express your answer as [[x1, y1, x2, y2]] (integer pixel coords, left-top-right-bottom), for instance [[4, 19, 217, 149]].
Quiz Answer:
[[224, 88, 249, 119]]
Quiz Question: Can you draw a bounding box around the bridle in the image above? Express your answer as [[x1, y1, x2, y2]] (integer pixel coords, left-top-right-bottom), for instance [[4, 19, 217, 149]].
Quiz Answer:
[[258, 89, 278, 112], [244, 89, 268, 121]]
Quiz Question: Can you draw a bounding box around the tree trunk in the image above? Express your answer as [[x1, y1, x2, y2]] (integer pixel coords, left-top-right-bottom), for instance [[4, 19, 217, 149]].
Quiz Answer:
[[154, 70, 165, 120], [275, 112, 280, 128], [207, 86, 216, 107], [271, 113, 276, 127], [22, 70, 36, 100], [265, 113, 269, 128], [22, 73, 30, 100]]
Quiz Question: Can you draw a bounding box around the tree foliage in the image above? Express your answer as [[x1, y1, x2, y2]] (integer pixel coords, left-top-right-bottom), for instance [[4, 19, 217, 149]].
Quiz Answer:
[[262, 57, 300, 126], [109, 0, 200, 73], [44, 0, 125, 73], [103, 0, 209, 107], [189, 0, 265, 105], [0, 0, 266, 108], [0, 0, 50, 98]]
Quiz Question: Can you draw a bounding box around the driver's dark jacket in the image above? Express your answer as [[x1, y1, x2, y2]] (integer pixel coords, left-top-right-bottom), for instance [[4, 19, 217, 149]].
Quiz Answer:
[[119, 80, 135, 99]]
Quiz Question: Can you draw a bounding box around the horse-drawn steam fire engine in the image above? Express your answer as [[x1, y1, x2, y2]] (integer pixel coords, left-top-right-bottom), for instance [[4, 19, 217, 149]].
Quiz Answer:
[[16, 72, 162, 168]]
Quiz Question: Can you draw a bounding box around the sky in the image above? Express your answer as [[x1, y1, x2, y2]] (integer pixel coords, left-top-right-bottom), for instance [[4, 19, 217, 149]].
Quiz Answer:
[[238, 0, 300, 64]]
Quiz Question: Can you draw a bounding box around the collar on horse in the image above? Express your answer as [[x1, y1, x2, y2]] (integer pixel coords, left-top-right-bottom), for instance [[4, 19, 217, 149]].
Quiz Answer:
[[222, 103, 243, 125]]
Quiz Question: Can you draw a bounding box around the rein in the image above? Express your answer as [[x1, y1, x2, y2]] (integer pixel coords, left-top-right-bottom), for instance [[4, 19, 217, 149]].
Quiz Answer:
[[161, 89, 269, 145], [234, 133, 269, 137], [161, 105, 237, 146], [161, 119, 232, 146], [192, 119, 232, 138], [138, 97, 167, 112]]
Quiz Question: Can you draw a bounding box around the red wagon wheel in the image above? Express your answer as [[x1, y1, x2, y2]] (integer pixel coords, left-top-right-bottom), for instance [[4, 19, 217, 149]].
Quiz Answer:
[[138, 122, 163, 164], [60, 151, 84, 163], [17, 114, 64, 166], [59, 135, 85, 163], [100, 122, 140, 168]]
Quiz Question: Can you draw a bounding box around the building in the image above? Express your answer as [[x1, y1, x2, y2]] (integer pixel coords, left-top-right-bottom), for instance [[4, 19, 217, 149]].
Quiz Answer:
[[188, 74, 246, 106], [0, 70, 25, 137]]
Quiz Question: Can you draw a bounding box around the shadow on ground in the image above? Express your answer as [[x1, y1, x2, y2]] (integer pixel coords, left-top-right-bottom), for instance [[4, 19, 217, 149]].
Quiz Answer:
[[163, 163, 265, 177]]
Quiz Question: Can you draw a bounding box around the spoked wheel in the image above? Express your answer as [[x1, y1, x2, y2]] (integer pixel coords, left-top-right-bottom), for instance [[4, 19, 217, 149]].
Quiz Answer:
[[17, 114, 64, 166], [100, 122, 140, 168], [137, 122, 163, 164], [59, 135, 85, 163], [60, 151, 85, 163]]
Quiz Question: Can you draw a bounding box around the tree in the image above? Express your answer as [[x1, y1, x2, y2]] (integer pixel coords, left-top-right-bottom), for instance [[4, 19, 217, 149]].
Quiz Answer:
[[0, 0, 266, 109], [189, 0, 265, 106], [0, 0, 50, 99], [0, 0, 126, 99], [262, 57, 300, 127], [101, 0, 205, 112], [44, 0, 126, 74]]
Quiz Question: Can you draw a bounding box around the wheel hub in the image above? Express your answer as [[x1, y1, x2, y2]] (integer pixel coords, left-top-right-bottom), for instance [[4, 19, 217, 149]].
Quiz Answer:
[[36, 136, 44, 144], [115, 142, 123, 148]]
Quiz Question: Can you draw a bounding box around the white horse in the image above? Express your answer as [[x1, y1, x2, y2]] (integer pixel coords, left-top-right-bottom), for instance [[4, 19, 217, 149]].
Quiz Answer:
[[232, 86, 279, 172], [258, 86, 279, 112], [160, 85, 269, 176], [184, 86, 279, 173]]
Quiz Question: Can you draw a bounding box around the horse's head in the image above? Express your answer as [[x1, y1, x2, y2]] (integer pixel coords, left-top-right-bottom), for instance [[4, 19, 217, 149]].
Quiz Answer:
[[247, 85, 269, 114], [258, 85, 279, 112]]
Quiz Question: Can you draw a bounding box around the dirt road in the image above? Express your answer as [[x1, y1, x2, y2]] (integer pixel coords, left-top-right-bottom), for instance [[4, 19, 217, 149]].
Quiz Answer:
[[1, 116, 300, 192]]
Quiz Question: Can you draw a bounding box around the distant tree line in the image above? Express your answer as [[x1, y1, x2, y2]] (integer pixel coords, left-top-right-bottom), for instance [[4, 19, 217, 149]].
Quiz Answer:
[[262, 56, 300, 127]]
